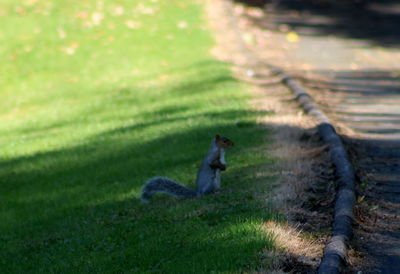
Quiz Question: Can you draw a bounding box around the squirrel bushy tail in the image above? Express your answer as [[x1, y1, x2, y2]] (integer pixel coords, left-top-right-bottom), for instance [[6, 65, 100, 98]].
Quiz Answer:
[[141, 177, 198, 203]]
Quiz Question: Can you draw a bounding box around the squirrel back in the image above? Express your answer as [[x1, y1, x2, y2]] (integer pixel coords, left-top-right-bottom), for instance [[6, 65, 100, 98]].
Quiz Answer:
[[141, 135, 234, 202]]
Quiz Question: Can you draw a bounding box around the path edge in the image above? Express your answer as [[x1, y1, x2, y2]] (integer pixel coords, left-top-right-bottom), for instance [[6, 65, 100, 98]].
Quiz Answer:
[[275, 67, 357, 274]]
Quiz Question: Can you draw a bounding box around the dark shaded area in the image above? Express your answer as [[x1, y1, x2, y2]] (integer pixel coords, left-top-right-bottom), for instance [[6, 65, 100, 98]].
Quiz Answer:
[[344, 137, 400, 273], [233, 0, 400, 47], [381, 255, 400, 273]]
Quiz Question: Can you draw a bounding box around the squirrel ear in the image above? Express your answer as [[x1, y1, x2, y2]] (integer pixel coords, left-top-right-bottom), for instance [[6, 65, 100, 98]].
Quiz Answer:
[[215, 134, 221, 140]]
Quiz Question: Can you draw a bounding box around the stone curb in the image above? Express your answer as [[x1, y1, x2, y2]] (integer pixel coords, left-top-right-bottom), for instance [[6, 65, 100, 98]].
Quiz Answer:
[[272, 66, 357, 274]]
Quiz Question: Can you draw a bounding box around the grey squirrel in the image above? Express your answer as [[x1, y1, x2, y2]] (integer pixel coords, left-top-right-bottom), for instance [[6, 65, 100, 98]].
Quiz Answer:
[[141, 135, 234, 202]]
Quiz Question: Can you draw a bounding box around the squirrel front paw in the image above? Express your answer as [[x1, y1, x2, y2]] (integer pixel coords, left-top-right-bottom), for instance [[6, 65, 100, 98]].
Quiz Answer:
[[210, 161, 227, 171]]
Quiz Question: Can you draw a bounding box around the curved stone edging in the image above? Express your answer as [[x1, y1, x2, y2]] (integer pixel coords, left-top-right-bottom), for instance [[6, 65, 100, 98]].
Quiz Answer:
[[272, 66, 357, 274]]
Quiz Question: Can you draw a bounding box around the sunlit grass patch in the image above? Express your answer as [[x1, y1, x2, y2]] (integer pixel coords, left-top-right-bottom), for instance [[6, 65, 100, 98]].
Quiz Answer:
[[0, 0, 278, 272]]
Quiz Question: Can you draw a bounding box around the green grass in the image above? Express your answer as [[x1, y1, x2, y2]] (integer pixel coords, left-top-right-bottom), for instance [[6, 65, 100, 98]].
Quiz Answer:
[[0, 0, 278, 272]]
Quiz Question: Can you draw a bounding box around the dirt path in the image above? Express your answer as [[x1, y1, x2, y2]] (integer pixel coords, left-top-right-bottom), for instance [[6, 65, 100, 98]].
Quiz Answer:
[[232, 0, 400, 272]]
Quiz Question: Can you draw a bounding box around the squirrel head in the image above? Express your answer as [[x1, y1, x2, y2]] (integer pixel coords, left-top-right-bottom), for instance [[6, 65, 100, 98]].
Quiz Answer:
[[215, 134, 234, 149]]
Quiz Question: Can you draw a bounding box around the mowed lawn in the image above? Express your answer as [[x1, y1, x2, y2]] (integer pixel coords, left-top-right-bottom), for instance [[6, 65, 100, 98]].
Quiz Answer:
[[0, 0, 278, 272]]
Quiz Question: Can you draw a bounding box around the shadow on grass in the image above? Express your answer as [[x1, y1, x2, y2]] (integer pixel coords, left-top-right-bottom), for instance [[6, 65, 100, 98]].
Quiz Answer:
[[0, 123, 278, 272], [1, 59, 238, 138], [0, 62, 280, 272], [233, 0, 400, 48]]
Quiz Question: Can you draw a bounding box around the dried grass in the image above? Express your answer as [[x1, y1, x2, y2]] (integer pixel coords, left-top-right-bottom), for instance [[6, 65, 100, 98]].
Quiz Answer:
[[263, 221, 323, 262]]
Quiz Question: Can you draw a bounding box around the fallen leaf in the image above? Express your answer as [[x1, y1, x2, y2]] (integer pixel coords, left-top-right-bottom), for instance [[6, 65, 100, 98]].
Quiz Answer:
[[177, 21, 188, 29], [91, 12, 104, 26], [159, 75, 168, 81], [246, 70, 254, 77], [286, 31, 300, 43], [112, 6, 124, 16], [62, 42, 79, 55], [242, 33, 255, 45], [65, 47, 75, 55], [24, 45, 33, 52], [75, 12, 89, 19], [246, 7, 263, 18], [15, 6, 27, 15], [24, 0, 38, 6], [70, 42, 80, 49], [125, 20, 140, 29], [57, 28, 66, 39]]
